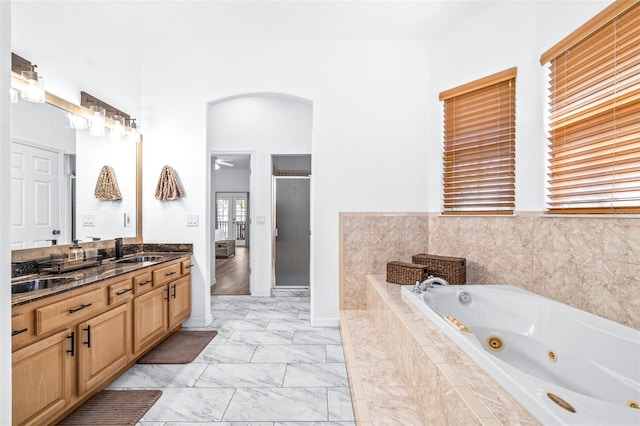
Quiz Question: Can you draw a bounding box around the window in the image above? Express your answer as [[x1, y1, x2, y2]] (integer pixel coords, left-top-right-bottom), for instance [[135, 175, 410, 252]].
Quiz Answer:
[[540, 1, 640, 214], [439, 68, 517, 215]]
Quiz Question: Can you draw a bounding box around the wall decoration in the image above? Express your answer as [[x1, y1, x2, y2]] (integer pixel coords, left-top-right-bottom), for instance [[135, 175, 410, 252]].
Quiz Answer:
[[155, 165, 185, 200], [94, 165, 122, 200]]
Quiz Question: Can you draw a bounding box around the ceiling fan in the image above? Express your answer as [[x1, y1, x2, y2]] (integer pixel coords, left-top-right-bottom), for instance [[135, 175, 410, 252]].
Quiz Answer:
[[214, 158, 234, 169]]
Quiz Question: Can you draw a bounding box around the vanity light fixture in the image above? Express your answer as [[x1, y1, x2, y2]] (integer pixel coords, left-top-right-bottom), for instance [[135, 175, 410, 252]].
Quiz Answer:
[[10, 87, 19, 104], [111, 114, 126, 139], [80, 91, 134, 137], [89, 105, 106, 136], [127, 118, 140, 142], [68, 113, 88, 130], [20, 66, 46, 103], [11, 54, 46, 103]]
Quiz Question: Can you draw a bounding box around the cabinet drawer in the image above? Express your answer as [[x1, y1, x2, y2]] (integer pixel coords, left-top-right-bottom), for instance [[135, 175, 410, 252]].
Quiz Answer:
[[108, 278, 133, 305], [133, 271, 154, 295], [153, 262, 181, 287], [11, 312, 32, 349], [35, 288, 106, 336], [181, 257, 192, 275]]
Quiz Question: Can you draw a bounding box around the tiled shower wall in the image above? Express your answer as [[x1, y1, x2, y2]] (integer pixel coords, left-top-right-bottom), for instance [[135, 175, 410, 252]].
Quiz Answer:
[[339, 212, 640, 329]]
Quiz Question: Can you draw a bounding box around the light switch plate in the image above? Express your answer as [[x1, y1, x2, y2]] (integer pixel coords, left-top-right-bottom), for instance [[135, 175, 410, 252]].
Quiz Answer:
[[82, 215, 94, 226], [187, 214, 199, 227], [124, 213, 132, 227]]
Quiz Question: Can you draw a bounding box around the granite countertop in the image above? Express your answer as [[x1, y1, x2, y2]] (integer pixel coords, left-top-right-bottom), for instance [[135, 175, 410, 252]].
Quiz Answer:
[[11, 252, 189, 307]]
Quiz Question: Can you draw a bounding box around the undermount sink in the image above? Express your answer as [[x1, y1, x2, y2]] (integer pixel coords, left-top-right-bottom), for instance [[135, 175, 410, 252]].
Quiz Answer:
[[11, 277, 76, 294], [115, 255, 166, 264]]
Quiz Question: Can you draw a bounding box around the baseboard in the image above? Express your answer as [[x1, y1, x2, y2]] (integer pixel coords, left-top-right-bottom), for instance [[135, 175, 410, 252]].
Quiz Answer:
[[311, 317, 339, 327], [183, 313, 213, 328], [251, 289, 271, 297]]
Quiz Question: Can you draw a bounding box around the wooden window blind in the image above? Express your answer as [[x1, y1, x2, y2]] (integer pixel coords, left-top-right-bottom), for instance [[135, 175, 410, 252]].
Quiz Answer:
[[439, 68, 517, 215], [540, 1, 640, 214]]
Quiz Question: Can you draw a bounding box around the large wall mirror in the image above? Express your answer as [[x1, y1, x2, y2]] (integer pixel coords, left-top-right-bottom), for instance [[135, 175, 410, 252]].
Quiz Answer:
[[10, 95, 142, 251]]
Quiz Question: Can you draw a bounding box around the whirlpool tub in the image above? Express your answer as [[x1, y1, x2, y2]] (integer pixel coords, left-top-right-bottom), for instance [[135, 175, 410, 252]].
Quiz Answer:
[[401, 284, 640, 425]]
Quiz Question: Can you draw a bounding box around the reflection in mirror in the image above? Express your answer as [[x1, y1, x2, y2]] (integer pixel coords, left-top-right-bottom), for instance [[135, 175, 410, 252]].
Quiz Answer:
[[10, 99, 137, 250]]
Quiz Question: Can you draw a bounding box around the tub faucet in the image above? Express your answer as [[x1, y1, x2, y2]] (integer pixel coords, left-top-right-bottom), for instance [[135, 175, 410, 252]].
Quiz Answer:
[[413, 275, 449, 293], [115, 237, 123, 259]]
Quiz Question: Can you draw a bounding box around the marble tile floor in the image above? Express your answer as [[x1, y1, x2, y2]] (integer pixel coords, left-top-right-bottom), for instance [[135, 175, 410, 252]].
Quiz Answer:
[[109, 290, 355, 426]]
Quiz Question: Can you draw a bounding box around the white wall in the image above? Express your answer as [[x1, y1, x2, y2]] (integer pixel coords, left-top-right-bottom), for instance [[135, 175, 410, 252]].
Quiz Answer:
[[75, 133, 137, 241], [10, 1, 141, 116], [1, 1, 12, 422], [425, 0, 614, 212], [140, 40, 432, 325], [209, 95, 312, 297]]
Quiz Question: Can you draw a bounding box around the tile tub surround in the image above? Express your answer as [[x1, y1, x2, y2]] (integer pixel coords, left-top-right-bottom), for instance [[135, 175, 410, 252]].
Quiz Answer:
[[109, 291, 356, 425], [339, 212, 640, 329], [339, 275, 539, 425]]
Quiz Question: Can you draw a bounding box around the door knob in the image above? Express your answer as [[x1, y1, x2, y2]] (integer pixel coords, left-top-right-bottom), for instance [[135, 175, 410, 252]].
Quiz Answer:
[[52, 229, 61, 235]]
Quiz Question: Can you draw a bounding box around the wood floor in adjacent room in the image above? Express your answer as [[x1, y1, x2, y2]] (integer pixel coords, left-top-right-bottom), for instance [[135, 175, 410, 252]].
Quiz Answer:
[[212, 246, 250, 295]]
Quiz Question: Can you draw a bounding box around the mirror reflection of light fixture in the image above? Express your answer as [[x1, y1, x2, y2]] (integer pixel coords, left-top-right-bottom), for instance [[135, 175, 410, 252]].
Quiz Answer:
[[10, 87, 19, 104], [111, 114, 125, 139], [68, 113, 88, 130], [89, 105, 106, 136], [80, 91, 134, 137], [20, 66, 45, 103], [127, 118, 140, 142]]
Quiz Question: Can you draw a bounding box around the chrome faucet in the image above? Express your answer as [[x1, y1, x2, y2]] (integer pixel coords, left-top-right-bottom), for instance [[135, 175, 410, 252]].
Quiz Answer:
[[115, 237, 124, 259], [412, 275, 449, 293]]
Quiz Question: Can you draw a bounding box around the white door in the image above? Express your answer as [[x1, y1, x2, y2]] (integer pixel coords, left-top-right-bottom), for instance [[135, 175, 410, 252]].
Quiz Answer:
[[11, 142, 61, 249], [216, 193, 248, 246]]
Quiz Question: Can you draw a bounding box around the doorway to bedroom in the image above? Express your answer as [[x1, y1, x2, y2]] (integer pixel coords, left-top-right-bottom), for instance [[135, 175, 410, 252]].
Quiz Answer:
[[212, 154, 251, 295]]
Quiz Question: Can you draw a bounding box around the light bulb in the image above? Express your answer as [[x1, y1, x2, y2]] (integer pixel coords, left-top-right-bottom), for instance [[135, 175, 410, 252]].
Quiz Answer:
[[20, 70, 45, 103], [89, 105, 106, 136], [68, 113, 88, 130]]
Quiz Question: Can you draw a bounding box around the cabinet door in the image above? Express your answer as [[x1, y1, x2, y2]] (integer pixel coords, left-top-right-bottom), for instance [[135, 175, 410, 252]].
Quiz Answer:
[[133, 285, 168, 354], [77, 303, 132, 395], [12, 329, 74, 426], [168, 275, 191, 328]]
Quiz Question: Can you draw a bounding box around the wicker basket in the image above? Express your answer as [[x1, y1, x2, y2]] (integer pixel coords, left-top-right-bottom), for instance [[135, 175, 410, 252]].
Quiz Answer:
[[411, 253, 466, 285], [386, 261, 429, 285]]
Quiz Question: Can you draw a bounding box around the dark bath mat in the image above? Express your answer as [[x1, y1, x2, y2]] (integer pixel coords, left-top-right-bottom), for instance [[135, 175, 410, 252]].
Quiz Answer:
[[57, 389, 162, 425], [137, 330, 218, 364]]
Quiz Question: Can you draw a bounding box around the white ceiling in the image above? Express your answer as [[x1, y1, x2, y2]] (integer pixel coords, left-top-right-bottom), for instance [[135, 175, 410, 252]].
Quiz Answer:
[[215, 155, 252, 170], [92, 0, 501, 42]]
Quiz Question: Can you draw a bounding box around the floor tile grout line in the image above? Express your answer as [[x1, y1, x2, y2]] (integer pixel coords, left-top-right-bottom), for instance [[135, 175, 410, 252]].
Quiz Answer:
[[218, 386, 239, 422]]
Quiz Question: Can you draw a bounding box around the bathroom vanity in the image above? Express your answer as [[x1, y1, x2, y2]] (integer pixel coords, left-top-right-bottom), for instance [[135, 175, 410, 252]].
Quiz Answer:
[[10, 252, 192, 426]]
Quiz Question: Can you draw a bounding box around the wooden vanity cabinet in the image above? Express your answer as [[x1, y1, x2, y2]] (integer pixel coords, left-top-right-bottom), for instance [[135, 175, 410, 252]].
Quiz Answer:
[[133, 256, 192, 354], [77, 302, 131, 394], [133, 285, 168, 354], [168, 275, 191, 328], [12, 328, 75, 426], [11, 254, 192, 426]]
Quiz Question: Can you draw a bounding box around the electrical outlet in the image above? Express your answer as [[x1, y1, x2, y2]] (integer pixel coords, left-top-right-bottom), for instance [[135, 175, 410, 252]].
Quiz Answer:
[[187, 214, 199, 227], [124, 213, 132, 227]]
